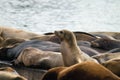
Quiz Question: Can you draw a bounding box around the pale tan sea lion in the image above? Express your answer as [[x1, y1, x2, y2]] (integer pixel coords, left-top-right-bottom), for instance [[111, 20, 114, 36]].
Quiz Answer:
[[0, 67, 18, 75], [0, 27, 43, 48], [0, 67, 27, 80], [102, 58, 120, 77], [30, 35, 61, 44], [0, 27, 42, 39], [42, 61, 120, 80], [55, 29, 97, 66], [14, 47, 64, 69], [92, 52, 120, 63], [0, 71, 27, 80]]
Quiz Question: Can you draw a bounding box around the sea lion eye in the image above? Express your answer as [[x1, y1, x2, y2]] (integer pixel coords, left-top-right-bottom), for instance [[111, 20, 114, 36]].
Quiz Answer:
[[60, 31, 63, 34]]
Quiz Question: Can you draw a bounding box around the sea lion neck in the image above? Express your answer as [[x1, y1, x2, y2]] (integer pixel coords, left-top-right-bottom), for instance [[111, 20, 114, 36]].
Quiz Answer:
[[60, 41, 82, 66]]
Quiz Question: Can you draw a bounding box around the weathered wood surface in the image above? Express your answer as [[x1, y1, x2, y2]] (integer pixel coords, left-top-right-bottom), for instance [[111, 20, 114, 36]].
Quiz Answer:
[[0, 61, 47, 80]]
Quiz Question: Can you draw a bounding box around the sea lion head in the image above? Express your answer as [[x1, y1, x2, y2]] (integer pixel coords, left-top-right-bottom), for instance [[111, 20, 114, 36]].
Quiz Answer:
[[54, 30, 76, 42], [91, 38, 120, 50]]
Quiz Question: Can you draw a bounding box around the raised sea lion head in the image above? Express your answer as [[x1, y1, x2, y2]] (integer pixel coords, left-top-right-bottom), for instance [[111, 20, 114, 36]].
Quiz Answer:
[[54, 30, 76, 42]]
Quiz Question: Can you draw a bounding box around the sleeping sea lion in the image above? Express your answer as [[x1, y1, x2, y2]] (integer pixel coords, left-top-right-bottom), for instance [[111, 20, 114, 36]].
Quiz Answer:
[[14, 47, 64, 70], [92, 52, 120, 63], [0, 71, 27, 80], [0, 40, 60, 61], [0, 38, 26, 48], [0, 27, 42, 40], [91, 38, 120, 50], [0, 67, 27, 80], [102, 58, 120, 77]]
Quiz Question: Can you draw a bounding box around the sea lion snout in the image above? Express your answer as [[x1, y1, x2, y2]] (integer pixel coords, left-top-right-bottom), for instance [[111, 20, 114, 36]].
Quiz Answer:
[[54, 30, 64, 40]]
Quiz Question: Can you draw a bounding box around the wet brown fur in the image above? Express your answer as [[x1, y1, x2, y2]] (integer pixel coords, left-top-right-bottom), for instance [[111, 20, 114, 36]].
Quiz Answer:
[[42, 61, 120, 80]]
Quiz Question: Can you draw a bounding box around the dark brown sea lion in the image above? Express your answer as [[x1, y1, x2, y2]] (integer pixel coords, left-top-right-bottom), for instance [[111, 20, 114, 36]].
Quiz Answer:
[[42, 61, 120, 80], [91, 38, 120, 50], [55, 29, 97, 66], [41, 67, 66, 80], [79, 46, 100, 56], [14, 47, 64, 70], [102, 58, 120, 77]]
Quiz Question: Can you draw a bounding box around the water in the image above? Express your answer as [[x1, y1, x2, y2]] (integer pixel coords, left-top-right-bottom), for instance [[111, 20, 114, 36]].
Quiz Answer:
[[0, 0, 120, 34]]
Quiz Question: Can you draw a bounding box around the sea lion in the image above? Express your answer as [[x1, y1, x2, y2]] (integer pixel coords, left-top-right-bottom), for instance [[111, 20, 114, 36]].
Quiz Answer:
[[92, 34, 115, 39], [14, 47, 64, 70], [41, 67, 66, 80], [0, 27, 44, 48], [55, 29, 97, 66], [0, 27, 42, 40], [0, 38, 26, 48], [90, 32, 120, 40], [42, 61, 120, 80], [0, 66, 27, 80], [105, 48, 120, 53], [102, 58, 120, 77], [0, 39, 100, 61], [79, 46, 100, 56], [73, 31, 97, 41], [0, 40, 61, 61], [30, 34, 61, 44], [92, 52, 120, 63], [0, 71, 27, 80], [91, 38, 120, 50], [0, 67, 18, 75], [43, 31, 97, 43]]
